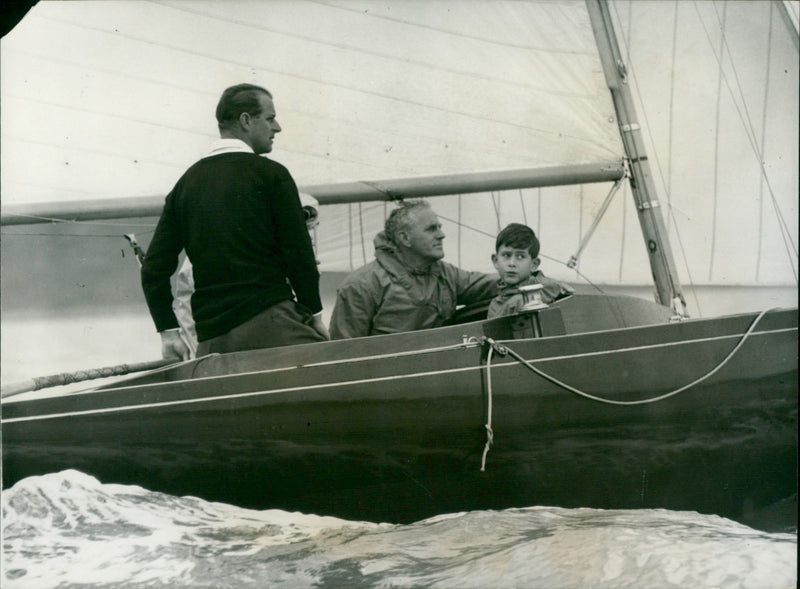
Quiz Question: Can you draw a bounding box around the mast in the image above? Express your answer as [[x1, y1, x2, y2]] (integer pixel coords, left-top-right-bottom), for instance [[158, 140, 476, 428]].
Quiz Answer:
[[586, 0, 687, 315]]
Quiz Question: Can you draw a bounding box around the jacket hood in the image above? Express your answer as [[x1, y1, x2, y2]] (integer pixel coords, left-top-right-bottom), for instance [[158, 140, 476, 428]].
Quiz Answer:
[[373, 231, 397, 256], [373, 231, 442, 284]]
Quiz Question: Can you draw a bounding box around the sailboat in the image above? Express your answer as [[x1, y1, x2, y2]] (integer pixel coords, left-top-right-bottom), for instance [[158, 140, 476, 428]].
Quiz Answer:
[[1, 1, 797, 532]]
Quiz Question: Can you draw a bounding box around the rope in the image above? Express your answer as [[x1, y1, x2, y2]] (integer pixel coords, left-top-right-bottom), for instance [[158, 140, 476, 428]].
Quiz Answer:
[[2, 359, 175, 399], [480, 343, 496, 471], [477, 308, 770, 469], [482, 308, 769, 408]]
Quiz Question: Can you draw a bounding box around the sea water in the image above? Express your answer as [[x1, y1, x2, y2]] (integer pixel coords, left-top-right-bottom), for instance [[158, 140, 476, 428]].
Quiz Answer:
[[1, 470, 796, 589]]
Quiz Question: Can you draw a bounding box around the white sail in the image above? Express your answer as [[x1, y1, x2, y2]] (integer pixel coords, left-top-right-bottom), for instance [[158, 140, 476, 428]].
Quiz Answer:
[[2, 1, 796, 288], [0, 1, 621, 195], [1, 1, 797, 384]]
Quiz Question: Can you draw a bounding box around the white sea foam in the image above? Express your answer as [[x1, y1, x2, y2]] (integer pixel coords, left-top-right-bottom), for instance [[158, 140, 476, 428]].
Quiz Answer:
[[1, 470, 796, 589]]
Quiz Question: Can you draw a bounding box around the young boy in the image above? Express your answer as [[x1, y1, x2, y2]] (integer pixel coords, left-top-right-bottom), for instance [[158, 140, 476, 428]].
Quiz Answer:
[[487, 223, 574, 319]]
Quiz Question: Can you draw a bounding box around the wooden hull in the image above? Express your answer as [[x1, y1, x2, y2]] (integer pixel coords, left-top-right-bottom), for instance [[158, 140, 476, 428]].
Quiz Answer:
[[3, 296, 797, 531]]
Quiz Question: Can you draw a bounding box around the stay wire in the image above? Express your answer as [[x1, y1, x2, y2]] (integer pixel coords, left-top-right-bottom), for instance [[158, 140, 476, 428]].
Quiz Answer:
[[609, 3, 704, 313], [694, 1, 798, 272], [436, 212, 607, 295]]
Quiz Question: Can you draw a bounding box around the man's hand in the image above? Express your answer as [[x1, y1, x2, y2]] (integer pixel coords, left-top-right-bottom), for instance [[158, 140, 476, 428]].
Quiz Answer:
[[310, 314, 330, 341], [160, 329, 191, 361]]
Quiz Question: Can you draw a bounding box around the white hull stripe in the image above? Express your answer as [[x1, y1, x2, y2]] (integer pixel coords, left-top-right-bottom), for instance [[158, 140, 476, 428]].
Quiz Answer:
[[3, 326, 796, 424]]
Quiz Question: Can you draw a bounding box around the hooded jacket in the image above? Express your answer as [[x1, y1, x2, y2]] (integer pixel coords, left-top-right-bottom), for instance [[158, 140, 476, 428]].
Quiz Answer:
[[486, 273, 574, 319], [329, 232, 498, 339]]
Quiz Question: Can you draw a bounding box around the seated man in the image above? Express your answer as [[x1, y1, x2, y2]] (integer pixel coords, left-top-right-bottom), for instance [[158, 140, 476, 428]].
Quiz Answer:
[[487, 222, 574, 319], [330, 200, 498, 339]]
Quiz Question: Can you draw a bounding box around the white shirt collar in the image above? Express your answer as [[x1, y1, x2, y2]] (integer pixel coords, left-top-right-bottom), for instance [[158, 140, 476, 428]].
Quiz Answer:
[[203, 138, 254, 158]]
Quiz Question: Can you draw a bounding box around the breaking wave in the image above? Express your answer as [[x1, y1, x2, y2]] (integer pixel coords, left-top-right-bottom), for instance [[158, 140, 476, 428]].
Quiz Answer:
[[2, 470, 796, 589]]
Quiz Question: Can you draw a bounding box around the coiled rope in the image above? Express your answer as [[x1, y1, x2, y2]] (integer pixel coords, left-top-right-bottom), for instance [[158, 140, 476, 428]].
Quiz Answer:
[[478, 309, 770, 470]]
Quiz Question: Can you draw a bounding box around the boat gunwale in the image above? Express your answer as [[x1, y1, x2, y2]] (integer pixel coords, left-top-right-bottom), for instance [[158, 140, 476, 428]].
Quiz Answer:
[[3, 317, 796, 424]]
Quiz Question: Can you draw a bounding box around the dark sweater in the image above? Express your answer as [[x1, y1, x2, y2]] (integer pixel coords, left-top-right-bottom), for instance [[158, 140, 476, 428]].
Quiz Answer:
[[141, 152, 322, 342]]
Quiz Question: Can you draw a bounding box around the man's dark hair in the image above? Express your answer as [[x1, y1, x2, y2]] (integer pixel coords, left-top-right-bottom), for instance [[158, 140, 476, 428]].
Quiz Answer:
[[495, 223, 540, 258], [216, 83, 272, 131], [384, 200, 431, 246]]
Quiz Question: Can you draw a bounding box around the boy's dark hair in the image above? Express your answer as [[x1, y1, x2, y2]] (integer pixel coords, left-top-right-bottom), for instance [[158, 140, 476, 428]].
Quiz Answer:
[[495, 223, 540, 258], [216, 83, 272, 131]]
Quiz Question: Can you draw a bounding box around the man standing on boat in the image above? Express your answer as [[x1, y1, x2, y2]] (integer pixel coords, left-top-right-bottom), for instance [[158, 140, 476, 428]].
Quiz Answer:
[[169, 191, 322, 358], [141, 83, 329, 360], [329, 200, 498, 339]]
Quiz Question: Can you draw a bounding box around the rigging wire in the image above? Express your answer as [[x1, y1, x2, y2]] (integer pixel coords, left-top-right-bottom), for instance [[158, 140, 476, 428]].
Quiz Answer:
[[348, 204, 354, 271], [618, 184, 627, 284], [755, 2, 775, 282], [457, 195, 463, 268], [490, 192, 501, 233], [518, 189, 528, 226], [693, 1, 798, 278], [614, 2, 797, 308], [606, 3, 684, 309], [358, 203, 367, 267], [617, 2, 633, 288], [667, 0, 680, 228], [708, 1, 728, 282], [536, 188, 542, 237], [610, 2, 695, 295], [435, 211, 606, 295]]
